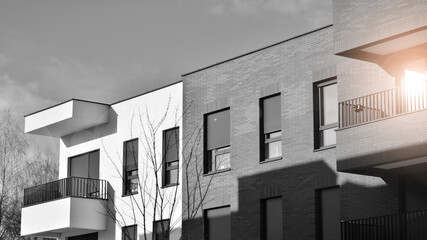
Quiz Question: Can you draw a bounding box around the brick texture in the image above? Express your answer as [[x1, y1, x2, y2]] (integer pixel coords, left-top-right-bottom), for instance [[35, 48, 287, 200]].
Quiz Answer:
[[182, 26, 399, 240]]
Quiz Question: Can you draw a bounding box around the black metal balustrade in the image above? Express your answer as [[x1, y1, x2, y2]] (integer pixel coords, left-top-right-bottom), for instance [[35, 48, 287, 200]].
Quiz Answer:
[[23, 177, 108, 207], [339, 86, 427, 128], [341, 209, 427, 240]]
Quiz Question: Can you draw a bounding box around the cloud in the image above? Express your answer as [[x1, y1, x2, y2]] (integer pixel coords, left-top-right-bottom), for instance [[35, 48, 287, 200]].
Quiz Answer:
[[207, 0, 332, 20], [0, 73, 55, 116], [0, 54, 9, 68], [39, 57, 170, 105]]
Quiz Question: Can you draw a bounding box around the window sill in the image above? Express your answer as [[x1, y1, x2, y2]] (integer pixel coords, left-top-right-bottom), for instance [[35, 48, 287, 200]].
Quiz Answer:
[[260, 156, 282, 164], [313, 144, 336, 152], [162, 183, 179, 189], [122, 192, 138, 197], [204, 168, 231, 177]]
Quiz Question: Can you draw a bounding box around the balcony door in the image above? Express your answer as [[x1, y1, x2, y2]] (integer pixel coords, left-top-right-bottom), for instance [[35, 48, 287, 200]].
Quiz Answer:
[[69, 150, 99, 179]]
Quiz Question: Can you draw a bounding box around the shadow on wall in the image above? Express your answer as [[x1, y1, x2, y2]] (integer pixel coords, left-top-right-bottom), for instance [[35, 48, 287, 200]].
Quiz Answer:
[[62, 108, 118, 147], [183, 160, 399, 240]]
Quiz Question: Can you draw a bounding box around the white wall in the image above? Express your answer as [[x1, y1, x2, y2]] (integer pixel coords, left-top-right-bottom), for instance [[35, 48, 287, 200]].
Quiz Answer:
[[58, 82, 183, 240]]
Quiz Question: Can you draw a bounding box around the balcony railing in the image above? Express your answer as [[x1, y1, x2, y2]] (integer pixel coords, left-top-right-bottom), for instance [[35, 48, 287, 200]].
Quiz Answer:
[[339, 86, 427, 128], [23, 177, 108, 207], [341, 209, 427, 240]]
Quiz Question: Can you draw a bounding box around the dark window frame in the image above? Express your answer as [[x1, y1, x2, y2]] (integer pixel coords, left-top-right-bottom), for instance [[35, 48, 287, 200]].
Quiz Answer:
[[203, 108, 231, 174], [162, 127, 180, 188], [153, 219, 170, 240], [313, 78, 338, 150], [259, 93, 282, 162], [67, 149, 100, 178], [260, 196, 283, 240], [122, 224, 137, 240], [203, 205, 231, 240], [123, 138, 139, 196]]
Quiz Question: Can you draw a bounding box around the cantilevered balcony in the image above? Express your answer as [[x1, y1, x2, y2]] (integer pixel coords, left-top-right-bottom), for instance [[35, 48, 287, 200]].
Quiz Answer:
[[341, 209, 427, 240], [21, 177, 108, 238], [25, 99, 110, 138], [337, 82, 427, 176]]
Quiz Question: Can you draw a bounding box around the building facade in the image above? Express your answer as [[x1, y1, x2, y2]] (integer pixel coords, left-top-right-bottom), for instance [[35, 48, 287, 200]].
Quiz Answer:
[[21, 0, 427, 239], [21, 82, 183, 240], [181, 0, 427, 239]]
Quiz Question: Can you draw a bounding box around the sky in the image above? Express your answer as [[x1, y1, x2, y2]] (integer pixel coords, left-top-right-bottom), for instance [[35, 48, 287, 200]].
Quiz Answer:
[[0, 0, 332, 149]]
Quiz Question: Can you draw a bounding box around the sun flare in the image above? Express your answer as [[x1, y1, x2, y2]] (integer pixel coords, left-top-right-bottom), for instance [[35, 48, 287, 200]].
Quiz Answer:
[[404, 70, 426, 93]]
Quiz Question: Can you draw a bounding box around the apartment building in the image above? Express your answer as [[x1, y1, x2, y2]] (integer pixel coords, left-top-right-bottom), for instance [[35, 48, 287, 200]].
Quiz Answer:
[[181, 0, 427, 239], [21, 82, 183, 240], [21, 0, 427, 240]]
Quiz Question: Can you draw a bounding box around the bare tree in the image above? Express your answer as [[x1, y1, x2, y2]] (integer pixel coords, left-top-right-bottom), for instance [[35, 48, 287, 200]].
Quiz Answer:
[[0, 108, 28, 240], [0, 108, 59, 240], [101, 100, 215, 240]]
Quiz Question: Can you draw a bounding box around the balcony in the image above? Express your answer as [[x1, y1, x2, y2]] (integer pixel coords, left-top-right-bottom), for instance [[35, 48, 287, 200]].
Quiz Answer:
[[339, 86, 427, 128], [337, 84, 427, 176], [25, 99, 110, 138], [341, 209, 427, 240], [21, 177, 108, 238]]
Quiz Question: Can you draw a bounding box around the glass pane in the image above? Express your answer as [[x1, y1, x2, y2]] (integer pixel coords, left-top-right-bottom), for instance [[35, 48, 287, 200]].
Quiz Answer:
[[127, 178, 138, 194], [267, 131, 281, 139], [207, 109, 230, 150], [167, 161, 178, 168], [216, 152, 230, 170], [321, 83, 338, 125], [155, 220, 170, 240], [207, 207, 231, 240], [166, 168, 178, 185], [164, 128, 179, 163], [265, 198, 282, 240], [123, 226, 136, 240], [265, 140, 282, 159], [70, 154, 89, 178], [126, 139, 138, 169], [263, 95, 281, 133], [321, 128, 336, 147], [321, 188, 340, 240], [89, 151, 99, 179], [127, 170, 138, 178]]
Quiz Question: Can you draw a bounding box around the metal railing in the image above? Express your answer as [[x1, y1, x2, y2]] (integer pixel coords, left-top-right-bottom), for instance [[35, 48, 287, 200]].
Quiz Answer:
[[23, 177, 108, 207], [341, 209, 427, 240], [339, 86, 427, 128]]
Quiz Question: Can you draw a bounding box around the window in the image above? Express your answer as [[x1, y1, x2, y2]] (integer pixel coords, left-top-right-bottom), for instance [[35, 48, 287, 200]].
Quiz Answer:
[[261, 197, 282, 240], [204, 109, 230, 174], [123, 139, 138, 195], [316, 187, 340, 240], [204, 206, 230, 240], [69, 150, 99, 179], [314, 79, 338, 149], [163, 127, 179, 187], [69, 233, 98, 240], [122, 225, 137, 240], [260, 94, 282, 161], [153, 219, 170, 240]]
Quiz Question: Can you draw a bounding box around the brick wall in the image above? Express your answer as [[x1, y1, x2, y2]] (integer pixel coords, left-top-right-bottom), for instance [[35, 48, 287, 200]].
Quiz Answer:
[[182, 26, 398, 240], [333, 0, 427, 54]]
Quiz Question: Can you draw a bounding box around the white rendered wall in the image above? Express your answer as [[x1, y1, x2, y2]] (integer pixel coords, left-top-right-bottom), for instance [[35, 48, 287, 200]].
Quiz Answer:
[[58, 82, 183, 240], [21, 198, 107, 237]]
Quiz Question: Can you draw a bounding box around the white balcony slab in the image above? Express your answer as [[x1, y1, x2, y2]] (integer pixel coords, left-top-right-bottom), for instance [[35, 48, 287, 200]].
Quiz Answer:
[[21, 197, 107, 237], [25, 99, 110, 137]]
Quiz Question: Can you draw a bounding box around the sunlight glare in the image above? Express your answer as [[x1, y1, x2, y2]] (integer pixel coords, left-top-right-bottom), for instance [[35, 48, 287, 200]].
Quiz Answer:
[[404, 70, 426, 92]]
